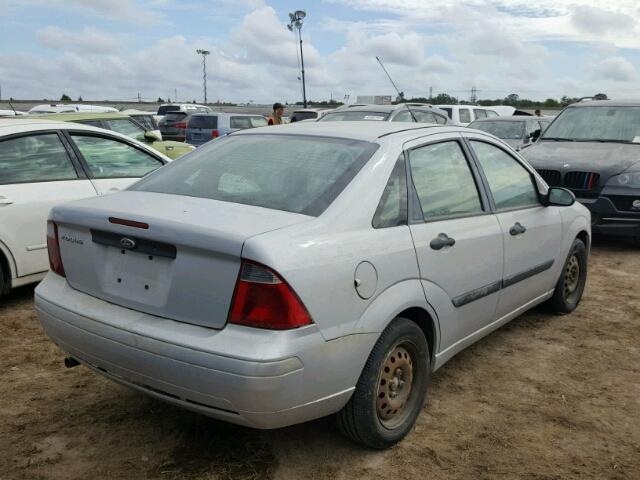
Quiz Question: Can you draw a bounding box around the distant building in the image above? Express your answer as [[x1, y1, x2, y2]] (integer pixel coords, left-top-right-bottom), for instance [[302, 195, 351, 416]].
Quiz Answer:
[[356, 95, 392, 105]]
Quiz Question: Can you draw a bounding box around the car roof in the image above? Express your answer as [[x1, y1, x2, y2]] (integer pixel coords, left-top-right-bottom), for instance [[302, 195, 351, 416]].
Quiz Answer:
[[323, 104, 449, 116], [231, 121, 466, 142], [470, 115, 552, 122], [0, 118, 171, 161], [190, 112, 264, 117], [0, 117, 123, 134], [570, 99, 640, 107], [121, 109, 154, 115], [27, 112, 131, 121]]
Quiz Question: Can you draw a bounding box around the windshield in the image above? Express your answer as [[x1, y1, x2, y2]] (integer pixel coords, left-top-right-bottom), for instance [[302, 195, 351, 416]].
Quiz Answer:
[[292, 111, 318, 121], [131, 134, 378, 216], [469, 121, 525, 139], [319, 111, 390, 122], [542, 106, 640, 142]]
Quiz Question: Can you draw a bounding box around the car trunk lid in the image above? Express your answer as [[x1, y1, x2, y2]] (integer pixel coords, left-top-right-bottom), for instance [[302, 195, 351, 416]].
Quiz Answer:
[[51, 191, 311, 329]]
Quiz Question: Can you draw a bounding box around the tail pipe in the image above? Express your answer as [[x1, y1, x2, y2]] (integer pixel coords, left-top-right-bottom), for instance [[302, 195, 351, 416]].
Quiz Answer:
[[64, 357, 80, 368]]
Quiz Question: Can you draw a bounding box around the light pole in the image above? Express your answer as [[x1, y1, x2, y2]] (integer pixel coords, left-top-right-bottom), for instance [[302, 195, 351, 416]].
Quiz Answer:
[[196, 49, 210, 104], [287, 10, 307, 108]]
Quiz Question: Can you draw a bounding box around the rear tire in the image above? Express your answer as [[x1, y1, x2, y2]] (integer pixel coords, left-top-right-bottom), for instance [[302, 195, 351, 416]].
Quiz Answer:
[[337, 318, 430, 449], [548, 238, 587, 314]]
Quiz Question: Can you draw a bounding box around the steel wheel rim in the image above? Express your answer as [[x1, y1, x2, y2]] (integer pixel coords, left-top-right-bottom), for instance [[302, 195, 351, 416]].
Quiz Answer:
[[563, 254, 580, 301], [376, 343, 416, 429]]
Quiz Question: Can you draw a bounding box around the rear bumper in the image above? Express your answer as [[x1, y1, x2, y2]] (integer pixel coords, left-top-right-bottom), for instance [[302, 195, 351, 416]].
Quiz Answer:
[[35, 273, 377, 429], [578, 196, 640, 236]]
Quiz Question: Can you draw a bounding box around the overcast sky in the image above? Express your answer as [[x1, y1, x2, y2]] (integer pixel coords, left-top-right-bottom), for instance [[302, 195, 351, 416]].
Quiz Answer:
[[1, 0, 640, 103]]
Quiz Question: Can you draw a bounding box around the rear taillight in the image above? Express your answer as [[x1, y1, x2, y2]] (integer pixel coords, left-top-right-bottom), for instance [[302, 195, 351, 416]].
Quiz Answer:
[[228, 260, 312, 330], [46, 221, 65, 277], [211, 129, 219, 138], [175, 121, 187, 129]]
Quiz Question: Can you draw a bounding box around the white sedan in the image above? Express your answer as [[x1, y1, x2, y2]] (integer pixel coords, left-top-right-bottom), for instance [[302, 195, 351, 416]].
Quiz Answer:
[[0, 118, 171, 297]]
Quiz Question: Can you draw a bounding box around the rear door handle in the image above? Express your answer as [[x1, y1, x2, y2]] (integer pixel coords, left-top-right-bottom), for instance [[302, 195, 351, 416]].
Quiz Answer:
[[509, 222, 527, 236], [0, 196, 14, 206], [430, 233, 456, 250]]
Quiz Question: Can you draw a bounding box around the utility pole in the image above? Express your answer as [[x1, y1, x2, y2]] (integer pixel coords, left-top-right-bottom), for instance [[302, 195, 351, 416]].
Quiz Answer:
[[429, 86, 433, 101], [470, 86, 478, 105], [174, 88, 177, 102], [287, 10, 307, 108], [196, 49, 210, 104], [137, 92, 141, 103]]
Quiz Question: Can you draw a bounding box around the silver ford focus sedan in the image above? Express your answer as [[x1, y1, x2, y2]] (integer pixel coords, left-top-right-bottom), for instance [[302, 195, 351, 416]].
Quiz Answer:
[[35, 122, 591, 449]]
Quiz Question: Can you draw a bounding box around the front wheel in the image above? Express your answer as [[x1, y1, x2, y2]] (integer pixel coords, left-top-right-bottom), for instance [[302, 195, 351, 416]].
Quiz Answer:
[[337, 318, 430, 449], [548, 238, 587, 314]]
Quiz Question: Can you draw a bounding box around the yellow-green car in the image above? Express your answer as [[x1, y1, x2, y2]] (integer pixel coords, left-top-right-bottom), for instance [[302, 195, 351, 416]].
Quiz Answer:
[[28, 112, 194, 160]]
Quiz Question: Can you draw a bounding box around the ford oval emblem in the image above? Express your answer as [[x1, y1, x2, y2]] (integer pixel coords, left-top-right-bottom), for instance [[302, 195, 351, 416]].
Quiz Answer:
[[632, 200, 640, 210], [120, 237, 136, 249]]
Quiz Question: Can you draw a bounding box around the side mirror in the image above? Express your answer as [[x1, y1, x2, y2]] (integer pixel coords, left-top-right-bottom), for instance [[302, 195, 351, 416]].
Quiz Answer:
[[144, 129, 163, 142], [545, 187, 575, 207]]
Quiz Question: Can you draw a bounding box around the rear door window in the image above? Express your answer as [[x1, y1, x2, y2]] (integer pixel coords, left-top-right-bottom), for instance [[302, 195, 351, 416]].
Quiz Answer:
[[132, 134, 379, 216], [0, 133, 78, 184], [459, 109, 471, 123], [408, 141, 483, 220], [71, 135, 163, 179], [474, 109, 488, 119]]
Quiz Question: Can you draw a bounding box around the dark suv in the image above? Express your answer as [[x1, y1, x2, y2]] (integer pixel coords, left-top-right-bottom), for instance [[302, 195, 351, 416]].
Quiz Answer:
[[522, 100, 640, 240]]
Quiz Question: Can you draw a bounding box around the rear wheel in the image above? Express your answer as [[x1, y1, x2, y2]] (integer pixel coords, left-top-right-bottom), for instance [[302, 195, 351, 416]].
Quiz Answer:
[[548, 238, 587, 314], [337, 318, 430, 449]]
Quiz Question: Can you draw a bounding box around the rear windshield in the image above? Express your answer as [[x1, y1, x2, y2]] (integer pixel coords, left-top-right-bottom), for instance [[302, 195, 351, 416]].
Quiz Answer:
[[230, 116, 268, 129], [131, 134, 378, 216], [158, 105, 180, 115], [164, 112, 187, 121], [189, 115, 218, 128], [319, 111, 390, 122]]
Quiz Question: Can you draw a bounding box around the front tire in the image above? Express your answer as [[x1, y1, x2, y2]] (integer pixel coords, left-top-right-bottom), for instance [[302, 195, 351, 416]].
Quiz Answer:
[[548, 238, 587, 314], [337, 318, 430, 449]]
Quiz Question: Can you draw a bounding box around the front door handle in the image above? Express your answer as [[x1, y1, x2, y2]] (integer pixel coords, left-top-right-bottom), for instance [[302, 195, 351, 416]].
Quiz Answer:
[[509, 222, 527, 236], [430, 233, 456, 250], [0, 196, 13, 206]]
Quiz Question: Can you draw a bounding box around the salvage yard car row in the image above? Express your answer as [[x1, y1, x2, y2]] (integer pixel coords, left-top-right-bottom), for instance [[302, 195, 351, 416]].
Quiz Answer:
[[0, 98, 639, 450]]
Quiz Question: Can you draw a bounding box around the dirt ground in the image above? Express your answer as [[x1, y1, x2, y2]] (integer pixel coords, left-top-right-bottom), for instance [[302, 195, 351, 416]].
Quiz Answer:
[[1, 237, 639, 480]]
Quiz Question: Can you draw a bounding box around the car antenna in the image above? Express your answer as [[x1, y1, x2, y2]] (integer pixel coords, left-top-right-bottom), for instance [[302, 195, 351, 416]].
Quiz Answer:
[[8, 101, 17, 115], [375, 55, 417, 122]]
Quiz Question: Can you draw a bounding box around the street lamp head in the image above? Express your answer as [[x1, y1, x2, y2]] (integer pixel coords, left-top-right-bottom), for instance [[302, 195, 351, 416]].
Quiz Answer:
[[294, 10, 306, 19], [196, 49, 210, 55]]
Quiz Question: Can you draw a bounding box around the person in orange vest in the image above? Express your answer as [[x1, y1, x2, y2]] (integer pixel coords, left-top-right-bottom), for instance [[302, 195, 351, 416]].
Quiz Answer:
[[268, 102, 285, 125]]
